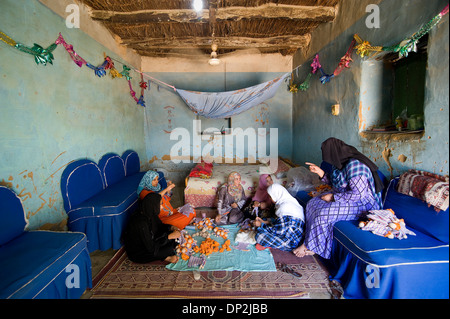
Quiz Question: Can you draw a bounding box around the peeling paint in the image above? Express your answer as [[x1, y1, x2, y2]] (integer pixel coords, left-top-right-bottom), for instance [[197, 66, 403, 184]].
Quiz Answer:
[[148, 155, 158, 163], [398, 154, 407, 163], [382, 144, 393, 178]]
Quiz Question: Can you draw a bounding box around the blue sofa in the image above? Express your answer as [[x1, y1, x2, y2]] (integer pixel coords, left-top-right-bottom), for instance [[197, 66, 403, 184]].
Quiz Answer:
[[329, 177, 449, 299], [0, 186, 92, 299], [60, 150, 145, 252]]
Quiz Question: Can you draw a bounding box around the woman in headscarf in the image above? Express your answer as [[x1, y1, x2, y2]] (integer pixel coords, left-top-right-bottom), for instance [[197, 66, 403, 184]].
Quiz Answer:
[[293, 137, 384, 259], [137, 170, 195, 230], [215, 172, 247, 225], [253, 174, 273, 208], [122, 192, 180, 263], [245, 174, 274, 219], [254, 183, 305, 251]]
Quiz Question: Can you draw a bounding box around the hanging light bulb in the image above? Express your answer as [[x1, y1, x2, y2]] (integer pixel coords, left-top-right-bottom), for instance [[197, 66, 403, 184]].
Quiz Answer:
[[193, 0, 203, 12], [208, 43, 220, 66]]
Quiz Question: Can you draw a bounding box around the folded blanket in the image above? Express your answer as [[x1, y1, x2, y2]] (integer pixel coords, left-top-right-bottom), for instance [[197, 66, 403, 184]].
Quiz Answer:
[[397, 169, 449, 212], [189, 161, 213, 179]]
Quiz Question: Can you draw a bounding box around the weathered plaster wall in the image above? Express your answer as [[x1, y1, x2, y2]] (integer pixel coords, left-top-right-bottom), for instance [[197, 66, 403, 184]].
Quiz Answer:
[[292, 0, 449, 178], [0, 0, 146, 230]]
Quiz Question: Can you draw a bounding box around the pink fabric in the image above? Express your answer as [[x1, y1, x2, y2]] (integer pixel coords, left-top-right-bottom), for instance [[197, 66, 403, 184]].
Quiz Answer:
[[252, 174, 271, 204]]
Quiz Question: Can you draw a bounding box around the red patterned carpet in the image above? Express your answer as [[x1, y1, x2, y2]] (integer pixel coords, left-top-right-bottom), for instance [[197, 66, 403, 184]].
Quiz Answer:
[[90, 247, 334, 299]]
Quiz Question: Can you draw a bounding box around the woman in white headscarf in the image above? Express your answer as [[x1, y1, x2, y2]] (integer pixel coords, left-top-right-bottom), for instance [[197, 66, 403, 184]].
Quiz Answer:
[[254, 184, 305, 251]]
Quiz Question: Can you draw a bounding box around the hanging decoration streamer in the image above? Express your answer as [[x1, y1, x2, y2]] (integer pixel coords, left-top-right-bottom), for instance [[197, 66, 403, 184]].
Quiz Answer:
[[0, 30, 149, 107], [55, 33, 86, 67], [298, 73, 312, 91], [1, 31, 56, 65], [0, 4, 448, 105], [287, 4, 449, 94], [334, 39, 356, 76], [354, 34, 384, 58], [0, 30, 17, 47], [16, 42, 58, 65], [394, 4, 449, 58], [319, 67, 334, 84], [289, 72, 298, 93], [311, 54, 322, 74]]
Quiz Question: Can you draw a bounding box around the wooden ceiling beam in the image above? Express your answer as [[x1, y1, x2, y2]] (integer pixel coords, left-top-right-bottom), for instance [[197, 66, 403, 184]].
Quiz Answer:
[[89, 4, 336, 24], [121, 34, 311, 50]]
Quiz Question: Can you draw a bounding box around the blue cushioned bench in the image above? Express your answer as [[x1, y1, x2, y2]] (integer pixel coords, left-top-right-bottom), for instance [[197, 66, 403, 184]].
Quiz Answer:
[[329, 178, 449, 299], [61, 150, 145, 252], [0, 186, 92, 299]]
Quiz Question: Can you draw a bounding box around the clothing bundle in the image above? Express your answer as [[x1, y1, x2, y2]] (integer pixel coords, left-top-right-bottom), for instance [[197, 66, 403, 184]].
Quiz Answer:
[[359, 209, 416, 239], [188, 161, 213, 179], [178, 203, 195, 217], [397, 169, 449, 212]]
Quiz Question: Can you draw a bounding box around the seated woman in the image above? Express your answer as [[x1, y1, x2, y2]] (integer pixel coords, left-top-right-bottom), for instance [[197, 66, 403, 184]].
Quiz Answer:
[[254, 184, 305, 251], [215, 172, 247, 225], [122, 192, 180, 264], [137, 170, 195, 230], [244, 174, 274, 220], [293, 137, 384, 259]]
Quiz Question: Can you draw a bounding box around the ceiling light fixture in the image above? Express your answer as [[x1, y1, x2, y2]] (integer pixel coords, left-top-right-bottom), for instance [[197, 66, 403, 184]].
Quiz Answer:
[[193, 0, 203, 12], [208, 43, 221, 66]]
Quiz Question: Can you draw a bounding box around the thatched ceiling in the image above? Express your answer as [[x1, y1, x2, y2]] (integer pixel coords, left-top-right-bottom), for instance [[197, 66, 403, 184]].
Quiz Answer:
[[79, 0, 340, 58]]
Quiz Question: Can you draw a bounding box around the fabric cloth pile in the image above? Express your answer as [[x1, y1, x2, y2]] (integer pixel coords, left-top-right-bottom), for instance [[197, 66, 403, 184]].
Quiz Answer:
[[397, 169, 449, 212], [359, 209, 416, 240], [188, 161, 214, 179]]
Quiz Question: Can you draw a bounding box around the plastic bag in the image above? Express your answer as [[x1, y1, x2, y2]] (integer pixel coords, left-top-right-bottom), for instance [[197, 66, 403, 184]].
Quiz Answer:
[[286, 166, 323, 196]]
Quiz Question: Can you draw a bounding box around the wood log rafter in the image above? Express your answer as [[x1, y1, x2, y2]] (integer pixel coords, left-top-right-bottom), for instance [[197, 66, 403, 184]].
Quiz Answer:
[[85, 1, 338, 57]]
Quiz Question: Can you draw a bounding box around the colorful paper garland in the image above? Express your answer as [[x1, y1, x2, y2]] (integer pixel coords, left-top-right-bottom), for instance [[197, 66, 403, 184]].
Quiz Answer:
[[288, 4, 449, 94], [0, 30, 147, 107]]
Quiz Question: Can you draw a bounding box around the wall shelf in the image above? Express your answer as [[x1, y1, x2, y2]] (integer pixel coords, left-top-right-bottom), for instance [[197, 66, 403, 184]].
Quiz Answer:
[[360, 130, 425, 141]]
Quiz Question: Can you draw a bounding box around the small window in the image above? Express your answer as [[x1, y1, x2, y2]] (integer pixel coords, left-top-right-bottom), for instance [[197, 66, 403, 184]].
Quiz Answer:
[[360, 35, 428, 133], [391, 34, 427, 130], [196, 116, 231, 135]]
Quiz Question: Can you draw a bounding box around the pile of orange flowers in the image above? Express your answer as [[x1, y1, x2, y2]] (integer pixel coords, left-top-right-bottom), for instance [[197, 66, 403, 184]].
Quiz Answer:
[[193, 238, 231, 256], [213, 227, 228, 240], [194, 218, 214, 231]]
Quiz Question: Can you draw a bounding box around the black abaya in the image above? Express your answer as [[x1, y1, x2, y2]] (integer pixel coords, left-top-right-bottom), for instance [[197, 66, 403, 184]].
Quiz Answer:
[[122, 192, 176, 263]]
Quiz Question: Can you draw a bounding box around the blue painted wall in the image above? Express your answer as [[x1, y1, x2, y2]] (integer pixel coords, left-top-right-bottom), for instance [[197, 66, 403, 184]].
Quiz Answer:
[[1, 0, 447, 231], [0, 0, 146, 229], [143, 72, 292, 165], [292, 0, 449, 178]]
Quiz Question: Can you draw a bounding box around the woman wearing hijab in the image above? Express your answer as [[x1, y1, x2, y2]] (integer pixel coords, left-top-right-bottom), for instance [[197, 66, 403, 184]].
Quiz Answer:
[[254, 184, 305, 251], [293, 137, 384, 259], [215, 172, 247, 225], [137, 170, 195, 230], [253, 174, 273, 209], [245, 174, 274, 219], [122, 192, 180, 263]]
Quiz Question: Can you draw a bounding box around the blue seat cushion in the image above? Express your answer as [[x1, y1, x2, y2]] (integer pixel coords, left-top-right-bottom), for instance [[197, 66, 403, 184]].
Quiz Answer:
[[98, 153, 126, 187], [0, 186, 27, 246], [67, 172, 145, 224], [61, 159, 105, 213], [122, 150, 141, 176], [0, 231, 89, 299], [333, 220, 449, 268]]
